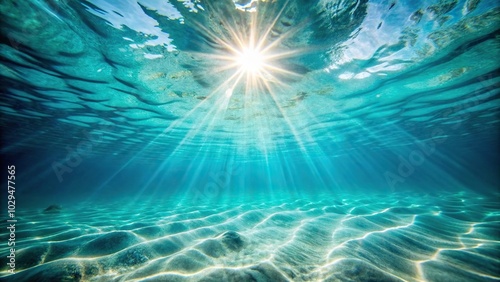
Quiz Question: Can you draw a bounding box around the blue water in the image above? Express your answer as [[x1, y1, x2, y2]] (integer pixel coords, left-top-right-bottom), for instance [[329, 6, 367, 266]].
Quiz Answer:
[[0, 0, 499, 281]]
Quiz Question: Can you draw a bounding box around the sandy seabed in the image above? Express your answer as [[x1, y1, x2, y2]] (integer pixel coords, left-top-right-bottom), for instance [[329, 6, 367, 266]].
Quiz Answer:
[[1, 191, 499, 282]]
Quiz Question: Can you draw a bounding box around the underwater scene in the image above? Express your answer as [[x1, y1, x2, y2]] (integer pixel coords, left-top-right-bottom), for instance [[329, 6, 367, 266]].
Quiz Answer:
[[0, 0, 499, 281]]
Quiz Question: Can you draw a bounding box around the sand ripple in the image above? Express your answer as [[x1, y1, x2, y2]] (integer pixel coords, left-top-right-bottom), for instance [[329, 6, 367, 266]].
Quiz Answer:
[[1, 192, 498, 281]]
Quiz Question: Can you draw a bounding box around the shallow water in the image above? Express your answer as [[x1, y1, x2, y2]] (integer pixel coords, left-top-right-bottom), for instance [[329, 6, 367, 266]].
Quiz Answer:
[[0, 0, 499, 281], [3, 192, 500, 281]]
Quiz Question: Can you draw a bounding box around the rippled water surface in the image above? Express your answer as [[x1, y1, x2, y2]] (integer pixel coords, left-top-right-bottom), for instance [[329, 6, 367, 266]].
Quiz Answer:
[[0, 0, 499, 281], [1, 0, 498, 158]]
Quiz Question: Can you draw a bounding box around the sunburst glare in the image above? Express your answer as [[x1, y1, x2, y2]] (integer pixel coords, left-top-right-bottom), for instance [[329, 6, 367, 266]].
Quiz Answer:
[[192, 1, 304, 94], [236, 46, 265, 75]]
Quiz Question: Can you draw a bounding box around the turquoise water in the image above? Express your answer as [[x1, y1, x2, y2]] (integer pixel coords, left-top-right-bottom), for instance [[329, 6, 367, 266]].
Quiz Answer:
[[0, 0, 499, 281]]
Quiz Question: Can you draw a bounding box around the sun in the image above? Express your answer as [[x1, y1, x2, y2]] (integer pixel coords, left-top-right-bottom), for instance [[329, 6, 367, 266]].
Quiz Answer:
[[236, 46, 266, 75], [187, 2, 304, 95]]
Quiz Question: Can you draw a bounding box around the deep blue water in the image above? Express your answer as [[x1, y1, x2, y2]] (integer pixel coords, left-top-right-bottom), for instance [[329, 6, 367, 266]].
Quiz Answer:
[[0, 0, 499, 281]]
